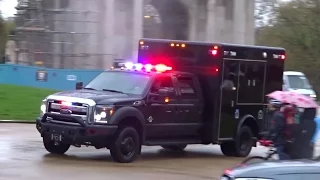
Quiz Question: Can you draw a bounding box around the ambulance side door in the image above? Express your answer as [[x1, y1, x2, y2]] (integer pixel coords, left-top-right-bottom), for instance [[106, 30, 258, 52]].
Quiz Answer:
[[219, 59, 239, 139]]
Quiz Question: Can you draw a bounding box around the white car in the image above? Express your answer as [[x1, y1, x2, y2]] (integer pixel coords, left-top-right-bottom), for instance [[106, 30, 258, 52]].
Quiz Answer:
[[283, 71, 317, 100]]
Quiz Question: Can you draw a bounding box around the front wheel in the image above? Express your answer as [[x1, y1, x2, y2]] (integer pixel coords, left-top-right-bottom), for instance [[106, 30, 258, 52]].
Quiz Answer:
[[110, 127, 141, 163], [220, 126, 254, 157], [43, 136, 70, 155], [235, 126, 254, 157]]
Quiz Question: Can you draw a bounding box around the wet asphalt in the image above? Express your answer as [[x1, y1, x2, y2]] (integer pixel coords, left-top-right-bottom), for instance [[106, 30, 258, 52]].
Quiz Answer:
[[0, 123, 319, 180]]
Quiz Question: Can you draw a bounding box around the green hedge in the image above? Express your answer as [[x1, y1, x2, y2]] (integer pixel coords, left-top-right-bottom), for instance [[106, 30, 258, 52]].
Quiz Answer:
[[0, 84, 57, 120]]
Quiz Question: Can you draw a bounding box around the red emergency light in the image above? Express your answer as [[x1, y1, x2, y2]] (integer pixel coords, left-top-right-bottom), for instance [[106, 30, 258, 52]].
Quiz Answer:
[[209, 46, 219, 56], [120, 62, 172, 73]]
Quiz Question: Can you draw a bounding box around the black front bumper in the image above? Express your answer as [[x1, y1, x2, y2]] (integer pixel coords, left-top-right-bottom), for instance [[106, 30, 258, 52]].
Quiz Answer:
[[36, 113, 118, 146]]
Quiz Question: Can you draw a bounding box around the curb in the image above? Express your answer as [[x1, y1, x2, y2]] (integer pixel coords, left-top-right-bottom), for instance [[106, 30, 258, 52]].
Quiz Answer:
[[0, 120, 35, 124]]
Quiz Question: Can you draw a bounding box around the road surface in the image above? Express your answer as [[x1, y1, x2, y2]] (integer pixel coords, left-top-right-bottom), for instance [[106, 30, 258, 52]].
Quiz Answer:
[[0, 123, 316, 180]]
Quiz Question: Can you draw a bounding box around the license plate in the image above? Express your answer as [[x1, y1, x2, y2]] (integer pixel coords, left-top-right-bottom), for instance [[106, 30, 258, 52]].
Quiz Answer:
[[51, 134, 62, 142]]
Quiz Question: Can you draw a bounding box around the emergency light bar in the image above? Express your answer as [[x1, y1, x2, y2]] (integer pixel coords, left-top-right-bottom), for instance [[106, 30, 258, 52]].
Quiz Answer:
[[115, 62, 172, 73]]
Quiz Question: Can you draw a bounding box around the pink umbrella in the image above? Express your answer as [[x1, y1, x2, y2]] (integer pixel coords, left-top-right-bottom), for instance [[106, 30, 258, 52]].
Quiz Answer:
[[266, 91, 319, 108]]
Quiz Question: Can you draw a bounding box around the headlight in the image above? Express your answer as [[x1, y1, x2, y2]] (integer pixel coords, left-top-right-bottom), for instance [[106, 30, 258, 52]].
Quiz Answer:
[[94, 105, 114, 123], [40, 100, 47, 117]]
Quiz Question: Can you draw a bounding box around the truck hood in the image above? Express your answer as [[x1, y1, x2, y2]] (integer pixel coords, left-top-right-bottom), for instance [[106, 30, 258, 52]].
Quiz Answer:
[[48, 90, 142, 105]]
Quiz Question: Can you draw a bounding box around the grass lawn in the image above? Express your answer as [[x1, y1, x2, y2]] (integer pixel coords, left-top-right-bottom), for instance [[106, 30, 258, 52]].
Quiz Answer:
[[0, 84, 57, 121]]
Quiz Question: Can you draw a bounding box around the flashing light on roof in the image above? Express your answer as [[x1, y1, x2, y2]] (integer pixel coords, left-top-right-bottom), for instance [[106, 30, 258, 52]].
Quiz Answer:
[[139, 41, 144, 45], [181, 44, 186, 48], [170, 43, 174, 47], [125, 62, 134, 69], [117, 62, 172, 73], [118, 62, 172, 73], [213, 46, 218, 49], [135, 63, 143, 71], [155, 64, 172, 72], [145, 64, 153, 72]]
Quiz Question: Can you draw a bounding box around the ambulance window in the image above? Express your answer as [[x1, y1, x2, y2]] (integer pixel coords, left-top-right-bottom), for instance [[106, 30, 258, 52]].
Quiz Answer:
[[238, 62, 265, 103], [222, 61, 238, 91], [177, 76, 197, 98], [150, 76, 174, 94]]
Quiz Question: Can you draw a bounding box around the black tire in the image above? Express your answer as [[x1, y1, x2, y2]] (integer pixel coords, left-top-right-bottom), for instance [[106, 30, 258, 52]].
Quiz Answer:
[[235, 126, 254, 157], [220, 142, 237, 156], [161, 145, 187, 151], [43, 136, 70, 155], [220, 126, 254, 157], [241, 156, 266, 164], [110, 127, 141, 163]]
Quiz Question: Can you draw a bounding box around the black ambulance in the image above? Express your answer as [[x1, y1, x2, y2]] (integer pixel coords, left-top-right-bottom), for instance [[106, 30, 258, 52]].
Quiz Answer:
[[36, 38, 285, 163]]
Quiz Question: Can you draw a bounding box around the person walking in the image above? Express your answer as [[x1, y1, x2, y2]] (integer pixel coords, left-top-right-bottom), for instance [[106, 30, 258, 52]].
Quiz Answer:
[[267, 99, 291, 160], [310, 114, 320, 157]]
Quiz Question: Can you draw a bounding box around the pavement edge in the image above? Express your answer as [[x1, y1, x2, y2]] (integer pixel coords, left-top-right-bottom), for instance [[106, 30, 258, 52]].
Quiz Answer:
[[0, 120, 35, 124]]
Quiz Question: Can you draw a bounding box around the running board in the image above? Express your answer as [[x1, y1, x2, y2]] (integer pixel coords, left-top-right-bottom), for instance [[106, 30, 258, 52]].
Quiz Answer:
[[144, 139, 203, 146]]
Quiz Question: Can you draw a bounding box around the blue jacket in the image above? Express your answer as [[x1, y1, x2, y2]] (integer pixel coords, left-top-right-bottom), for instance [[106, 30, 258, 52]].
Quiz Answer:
[[312, 116, 320, 143]]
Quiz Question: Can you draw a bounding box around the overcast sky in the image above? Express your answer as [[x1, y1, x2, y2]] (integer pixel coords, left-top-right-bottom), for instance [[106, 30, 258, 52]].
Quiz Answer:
[[0, 0, 18, 18], [1, 0, 291, 19]]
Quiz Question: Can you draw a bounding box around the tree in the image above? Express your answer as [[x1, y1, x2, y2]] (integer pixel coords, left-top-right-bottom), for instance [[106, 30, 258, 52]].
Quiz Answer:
[[255, 0, 279, 27], [256, 0, 320, 92]]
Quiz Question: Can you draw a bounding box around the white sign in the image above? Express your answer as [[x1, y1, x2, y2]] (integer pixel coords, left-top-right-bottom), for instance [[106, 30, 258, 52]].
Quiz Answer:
[[66, 75, 77, 81], [258, 110, 263, 119], [235, 109, 239, 119]]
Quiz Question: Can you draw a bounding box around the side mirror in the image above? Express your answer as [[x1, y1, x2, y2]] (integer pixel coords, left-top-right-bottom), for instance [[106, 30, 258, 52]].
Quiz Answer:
[[158, 88, 175, 96], [76, 81, 83, 90]]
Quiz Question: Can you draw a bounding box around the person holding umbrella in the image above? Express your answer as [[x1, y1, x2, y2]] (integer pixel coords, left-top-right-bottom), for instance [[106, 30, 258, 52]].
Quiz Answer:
[[267, 100, 291, 160], [267, 91, 318, 159]]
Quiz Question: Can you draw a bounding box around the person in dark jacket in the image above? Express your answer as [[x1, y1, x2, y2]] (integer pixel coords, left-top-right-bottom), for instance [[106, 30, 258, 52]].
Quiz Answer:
[[267, 99, 291, 160], [291, 108, 316, 159]]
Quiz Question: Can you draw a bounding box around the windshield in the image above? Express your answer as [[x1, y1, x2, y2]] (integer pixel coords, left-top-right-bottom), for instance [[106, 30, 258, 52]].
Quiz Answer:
[[287, 75, 312, 89], [85, 71, 151, 95]]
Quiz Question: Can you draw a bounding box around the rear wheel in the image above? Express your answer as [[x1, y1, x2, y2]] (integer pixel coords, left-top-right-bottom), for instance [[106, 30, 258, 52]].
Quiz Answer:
[[110, 127, 141, 163], [220, 142, 236, 156], [43, 136, 70, 155], [161, 145, 187, 151], [220, 126, 254, 157]]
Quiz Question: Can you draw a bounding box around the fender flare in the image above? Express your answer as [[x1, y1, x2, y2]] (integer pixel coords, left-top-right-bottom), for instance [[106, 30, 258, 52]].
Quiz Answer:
[[236, 114, 258, 135], [109, 106, 146, 140]]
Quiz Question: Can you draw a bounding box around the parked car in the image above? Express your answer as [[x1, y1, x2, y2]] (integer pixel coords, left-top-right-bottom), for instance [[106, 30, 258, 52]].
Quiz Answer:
[[220, 160, 320, 180], [283, 71, 317, 100]]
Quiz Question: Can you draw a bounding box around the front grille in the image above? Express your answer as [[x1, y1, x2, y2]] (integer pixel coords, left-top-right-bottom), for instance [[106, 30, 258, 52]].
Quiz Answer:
[[47, 100, 89, 123]]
